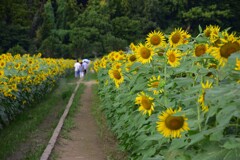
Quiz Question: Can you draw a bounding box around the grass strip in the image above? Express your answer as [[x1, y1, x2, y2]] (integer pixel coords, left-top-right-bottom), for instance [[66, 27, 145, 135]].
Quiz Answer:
[[0, 75, 80, 160], [50, 82, 85, 159]]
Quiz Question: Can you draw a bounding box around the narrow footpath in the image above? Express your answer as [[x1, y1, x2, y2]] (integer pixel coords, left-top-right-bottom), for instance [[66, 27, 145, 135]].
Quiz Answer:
[[52, 80, 106, 160]]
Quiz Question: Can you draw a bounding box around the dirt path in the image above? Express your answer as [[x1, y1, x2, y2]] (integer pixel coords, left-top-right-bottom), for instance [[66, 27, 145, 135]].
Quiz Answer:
[[52, 80, 106, 160]]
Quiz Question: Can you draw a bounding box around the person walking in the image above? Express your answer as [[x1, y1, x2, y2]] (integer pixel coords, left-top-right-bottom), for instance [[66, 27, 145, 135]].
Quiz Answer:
[[82, 60, 88, 76], [79, 61, 84, 79], [74, 59, 81, 78]]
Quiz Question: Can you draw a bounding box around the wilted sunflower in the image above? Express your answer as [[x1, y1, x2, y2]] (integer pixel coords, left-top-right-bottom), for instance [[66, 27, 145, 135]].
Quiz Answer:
[[169, 28, 185, 47], [108, 68, 124, 88], [148, 75, 164, 94], [135, 92, 154, 116], [146, 30, 166, 47], [166, 49, 182, 67], [211, 41, 240, 66], [194, 44, 208, 57], [156, 108, 189, 138], [136, 43, 154, 64]]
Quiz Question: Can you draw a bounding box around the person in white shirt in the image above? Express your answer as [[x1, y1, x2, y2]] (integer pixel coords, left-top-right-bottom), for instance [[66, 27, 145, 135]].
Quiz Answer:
[[79, 62, 84, 79], [74, 60, 81, 78], [82, 61, 88, 76]]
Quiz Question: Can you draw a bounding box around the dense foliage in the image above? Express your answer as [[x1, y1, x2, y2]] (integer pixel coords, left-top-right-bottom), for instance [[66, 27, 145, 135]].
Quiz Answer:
[[0, 53, 74, 129], [0, 0, 239, 58], [94, 25, 240, 159]]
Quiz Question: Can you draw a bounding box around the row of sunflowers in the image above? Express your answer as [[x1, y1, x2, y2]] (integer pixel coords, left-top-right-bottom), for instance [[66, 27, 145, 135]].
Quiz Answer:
[[94, 25, 240, 159], [0, 53, 75, 129]]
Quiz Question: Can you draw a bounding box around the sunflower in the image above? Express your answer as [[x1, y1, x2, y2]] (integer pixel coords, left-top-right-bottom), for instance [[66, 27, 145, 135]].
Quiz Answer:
[[99, 58, 107, 68], [201, 80, 213, 89], [166, 49, 182, 67], [182, 31, 191, 44], [148, 75, 164, 94], [198, 93, 209, 112], [203, 25, 212, 37], [156, 108, 189, 138], [130, 43, 137, 52], [169, 28, 185, 47], [108, 52, 115, 61], [198, 80, 212, 112], [136, 43, 154, 64], [0, 60, 6, 68], [128, 54, 137, 63], [221, 31, 238, 43], [209, 25, 221, 44], [113, 51, 121, 61], [194, 44, 208, 57], [135, 92, 154, 116], [211, 41, 240, 66], [108, 68, 124, 88], [14, 63, 21, 70], [235, 58, 240, 71], [112, 62, 122, 69], [0, 69, 4, 77], [146, 30, 166, 48], [204, 25, 221, 43]]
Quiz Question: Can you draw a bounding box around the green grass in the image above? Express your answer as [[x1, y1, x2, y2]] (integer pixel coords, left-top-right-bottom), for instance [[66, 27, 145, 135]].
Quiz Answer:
[[50, 79, 85, 159], [83, 70, 97, 81], [61, 84, 85, 139], [91, 85, 128, 160], [0, 74, 82, 160]]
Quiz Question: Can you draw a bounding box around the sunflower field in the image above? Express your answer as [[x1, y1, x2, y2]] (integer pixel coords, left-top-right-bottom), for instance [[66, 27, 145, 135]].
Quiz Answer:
[[0, 53, 74, 129], [94, 25, 240, 159]]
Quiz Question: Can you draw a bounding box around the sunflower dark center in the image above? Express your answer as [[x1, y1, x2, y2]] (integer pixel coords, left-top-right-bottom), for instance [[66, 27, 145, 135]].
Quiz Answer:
[[195, 45, 206, 57], [169, 53, 176, 62], [151, 81, 159, 88], [172, 33, 181, 44], [205, 30, 211, 37], [214, 39, 221, 47], [140, 47, 151, 59], [220, 42, 240, 58], [165, 116, 184, 130], [150, 35, 161, 45], [130, 55, 136, 62], [113, 70, 121, 80], [141, 96, 151, 110]]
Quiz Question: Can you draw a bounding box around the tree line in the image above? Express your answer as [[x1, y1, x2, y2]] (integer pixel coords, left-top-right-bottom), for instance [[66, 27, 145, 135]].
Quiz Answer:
[[0, 0, 239, 59]]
